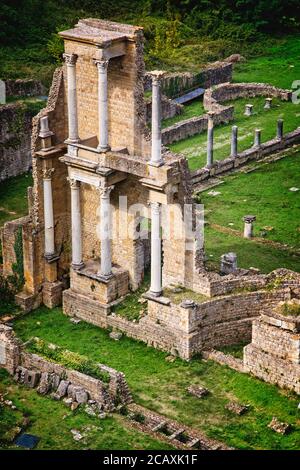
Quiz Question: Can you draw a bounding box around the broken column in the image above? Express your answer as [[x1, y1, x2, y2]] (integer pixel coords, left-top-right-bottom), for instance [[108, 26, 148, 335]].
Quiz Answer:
[[149, 202, 162, 297], [220, 252, 238, 275], [264, 97, 272, 109], [68, 178, 84, 270], [149, 71, 164, 166], [63, 53, 79, 143], [243, 215, 256, 238], [94, 59, 110, 151], [277, 119, 284, 140], [231, 125, 238, 157], [253, 129, 261, 147], [244, 104, 253, 116], [43, 168, 55, 260], [206, 111, 214, 168], [39, 116, 54, 151]]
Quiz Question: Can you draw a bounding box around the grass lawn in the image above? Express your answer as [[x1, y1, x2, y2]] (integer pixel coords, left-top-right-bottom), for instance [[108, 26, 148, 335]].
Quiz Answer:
[[169, 96, 300, 170], [13, 307, 300, 450], [0, 370, 172, 450], [197, 152, 300, 273], [0, 173, 33, 228]]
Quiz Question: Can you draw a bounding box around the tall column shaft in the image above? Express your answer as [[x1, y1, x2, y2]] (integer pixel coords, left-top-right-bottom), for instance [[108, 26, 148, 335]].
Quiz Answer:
[[43, 169, 55, 258], [94, 60, 109, 151], [99, 186, 113, 278], [69, 178, 83, 269], [150, 202, 162, 296], [63, 53, 79, 142], [150, 73, 164, 166], [231, 125, 238, 157], [277, 119, 284, 140], [207, 113, 214, 168]]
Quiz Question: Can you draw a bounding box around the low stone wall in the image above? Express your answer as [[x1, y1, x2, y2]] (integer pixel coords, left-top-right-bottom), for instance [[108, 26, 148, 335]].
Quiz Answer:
[[144, 62, 232, 98], [191, 127, 300, 185], [0, 103, 33, 181], [145, 94, 183, 123], [203, 82, 292, 111], [162, 105, 234, 145], [244, 312, 300, 394], [0, 216, 30, 277], [4, 79, 46, 98], [0, 325, 132, 409], [202, 349, 245, 373]]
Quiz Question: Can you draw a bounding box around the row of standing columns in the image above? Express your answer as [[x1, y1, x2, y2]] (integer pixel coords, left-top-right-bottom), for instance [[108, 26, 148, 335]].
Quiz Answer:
[[207, 117, 285, 167]]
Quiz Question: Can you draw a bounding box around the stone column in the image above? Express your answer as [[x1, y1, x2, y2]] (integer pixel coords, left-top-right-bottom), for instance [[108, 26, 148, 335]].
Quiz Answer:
[[254, 129, 261, 147], [94, 59, 109, 151], [243, 215, 256, 238], [277, 119, 284, 140], [68, 178, 84, 270], [264, 97, 272, 109], [63, 53, 79, 143], [149, 72, 164, 166], [245, 104, 253, 116], [206, 112, 214, 168], [150, 202, 162, 297], [43, 168, 55, 259], [231, 125, 238, 157], [98, 186, 114, 279]]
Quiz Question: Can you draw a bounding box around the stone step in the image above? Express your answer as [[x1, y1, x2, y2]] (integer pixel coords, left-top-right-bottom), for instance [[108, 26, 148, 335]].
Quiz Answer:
[[151, 420, 167, 432], [169, 428, 185, 441], [187, 438, 200, 448]]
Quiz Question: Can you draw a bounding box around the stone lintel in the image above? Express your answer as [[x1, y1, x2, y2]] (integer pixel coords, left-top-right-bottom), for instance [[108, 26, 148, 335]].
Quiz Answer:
[[261, 312, 300, 333], [36, 144, 67, 159]]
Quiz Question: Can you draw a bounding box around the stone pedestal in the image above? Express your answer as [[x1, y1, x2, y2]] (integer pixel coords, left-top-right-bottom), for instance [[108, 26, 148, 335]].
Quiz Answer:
[[43, 281, 63, 308], [253, 129, 261, 147], [243, 215, 256, 238], [264, 97, 272, 109], [244, 104, 253, 116], [277, 119, 284, 140], [220, 252, 238, 274]]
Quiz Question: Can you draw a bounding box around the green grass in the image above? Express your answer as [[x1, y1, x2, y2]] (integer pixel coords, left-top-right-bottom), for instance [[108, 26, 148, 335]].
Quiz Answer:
[[0, 369, 173, 450], [112, 272, 150, 321], [218, 342, 249, 359], [233, 36, 300, 90], [13, 307, 300, 450], [200, 152, 300, 248], [162, 100, 205, 129], [0, 173, 32, 227], [170, 96, 300, 170]]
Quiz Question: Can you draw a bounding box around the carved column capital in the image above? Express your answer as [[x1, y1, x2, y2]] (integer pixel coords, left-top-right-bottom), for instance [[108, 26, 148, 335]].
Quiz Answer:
[[63, 53, 78, 66], [42, 168, 55, 180], [98, 185, 114, 198], [67, 177, 80, 189], [148, 201, 161, 214], [93, 59, 109, 73]]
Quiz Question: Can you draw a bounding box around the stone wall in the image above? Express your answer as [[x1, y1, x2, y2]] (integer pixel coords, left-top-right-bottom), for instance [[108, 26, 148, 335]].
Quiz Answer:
[[191, 127, 300, 185], [0, 324, 132, 408], [244, 310, 300, 394], [203, 82, 292, 111], [4, 79, 46, 98], [145, 94, 183, 123], [144, 62, 233, 98], [0, 103, 33, 181], [162, 105, 234, 145]]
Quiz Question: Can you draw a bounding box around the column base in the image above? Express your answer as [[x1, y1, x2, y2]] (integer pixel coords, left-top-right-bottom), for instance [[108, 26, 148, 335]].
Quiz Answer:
[[44, 252, 60, 264], [72, 262, 85, 271], [148, 159, 164, 168], [97, 145, 111, 153], [96, 272, 113, 283], [148, 289, 163, 298]]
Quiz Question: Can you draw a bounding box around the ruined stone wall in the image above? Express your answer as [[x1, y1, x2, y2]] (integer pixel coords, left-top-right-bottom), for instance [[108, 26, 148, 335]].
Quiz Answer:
[[191, 127, 300, 185], [145, 94, 183, 123], [162, 105, 234, 145], [144, 62, 233, 97], [4, 79, 46, 98], [244, 315, 300, 394], [0, 325, 21, 375], [0, 104, 32, 181], [203, 82, 292, 110]]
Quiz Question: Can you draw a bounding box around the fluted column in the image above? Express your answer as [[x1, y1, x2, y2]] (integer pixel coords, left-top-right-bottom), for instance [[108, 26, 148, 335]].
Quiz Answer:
[[43, 168, 55, 259], [94, 59, 109, 151], [98, 186, 114, 278], [63, 53, 79, 143], [149, 72, 164, 166], [150, 202, 162, 297], [68, 178, 84, 269]]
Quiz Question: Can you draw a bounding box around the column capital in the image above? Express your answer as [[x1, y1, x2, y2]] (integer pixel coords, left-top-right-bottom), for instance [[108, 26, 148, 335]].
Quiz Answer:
[[63, 53, 78, 66], [149, 201, 161, 213], [67, 177, 80, 189], [98, 185, 114, 198], [43, 168, 55, 180], [150, 70, 166, 85], [93, 59, 109, 72]]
